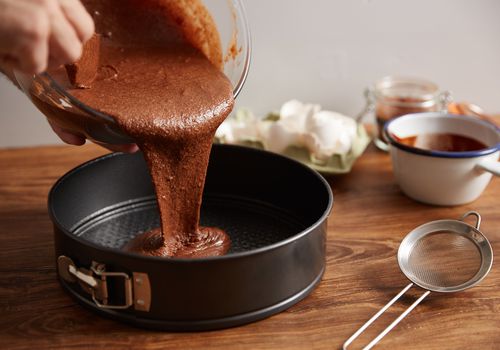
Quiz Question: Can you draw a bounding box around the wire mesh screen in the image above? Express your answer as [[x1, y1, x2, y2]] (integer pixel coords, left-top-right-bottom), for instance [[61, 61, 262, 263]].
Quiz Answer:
[[407, 231, 482, 288]]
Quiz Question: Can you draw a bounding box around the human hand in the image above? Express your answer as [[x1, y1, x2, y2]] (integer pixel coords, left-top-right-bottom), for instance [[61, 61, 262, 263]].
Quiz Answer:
[[0, 0, 139, 153], [47, 120, 139, 153], [0, 0, 94, 74]]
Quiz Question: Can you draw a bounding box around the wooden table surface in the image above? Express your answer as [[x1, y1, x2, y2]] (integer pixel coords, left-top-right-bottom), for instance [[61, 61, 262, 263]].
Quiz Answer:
[[0, 142, 498, 350]]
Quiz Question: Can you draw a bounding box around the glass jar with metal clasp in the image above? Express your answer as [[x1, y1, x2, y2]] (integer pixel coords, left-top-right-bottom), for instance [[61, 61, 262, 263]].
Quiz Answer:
[[357, 76, 452, 151]]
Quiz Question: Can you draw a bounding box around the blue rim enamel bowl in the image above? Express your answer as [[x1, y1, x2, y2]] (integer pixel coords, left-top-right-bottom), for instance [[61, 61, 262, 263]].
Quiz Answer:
[[383, 112, 500, 206]]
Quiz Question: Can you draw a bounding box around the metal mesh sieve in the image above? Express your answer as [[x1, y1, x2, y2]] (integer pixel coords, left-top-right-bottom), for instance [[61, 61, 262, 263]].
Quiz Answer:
[[406, 231, 482, 289], [344, 211, 494, 350], [397, 211, 492, 293]]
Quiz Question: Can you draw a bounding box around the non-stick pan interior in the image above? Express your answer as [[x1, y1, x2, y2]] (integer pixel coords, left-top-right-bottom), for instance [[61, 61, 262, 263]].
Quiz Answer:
[[50, 144, 332, 255]]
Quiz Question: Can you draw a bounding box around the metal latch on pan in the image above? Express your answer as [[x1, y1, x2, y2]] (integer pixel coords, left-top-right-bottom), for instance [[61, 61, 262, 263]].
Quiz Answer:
[[57, 256, 151, 312]]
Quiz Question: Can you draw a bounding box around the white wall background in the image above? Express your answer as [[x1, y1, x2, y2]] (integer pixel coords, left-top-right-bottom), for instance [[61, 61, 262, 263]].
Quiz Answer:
[[1, 0, 500, 148]]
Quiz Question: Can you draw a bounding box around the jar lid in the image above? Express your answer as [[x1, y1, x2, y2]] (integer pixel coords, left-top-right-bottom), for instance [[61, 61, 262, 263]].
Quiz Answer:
[[375, 76, 440, 105]]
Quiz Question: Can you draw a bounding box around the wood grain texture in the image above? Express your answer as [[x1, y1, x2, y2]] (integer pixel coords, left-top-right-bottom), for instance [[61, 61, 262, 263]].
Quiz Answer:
[[0, 141, 498, 350]]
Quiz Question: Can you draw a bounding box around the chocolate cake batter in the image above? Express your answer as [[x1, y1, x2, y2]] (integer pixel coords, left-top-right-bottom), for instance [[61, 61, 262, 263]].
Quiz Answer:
[[57, 0, 234, 257]]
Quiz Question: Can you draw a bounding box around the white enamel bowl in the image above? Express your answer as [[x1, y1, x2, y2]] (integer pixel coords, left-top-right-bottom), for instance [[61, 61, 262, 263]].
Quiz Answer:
[[385, 113, 500, 206]]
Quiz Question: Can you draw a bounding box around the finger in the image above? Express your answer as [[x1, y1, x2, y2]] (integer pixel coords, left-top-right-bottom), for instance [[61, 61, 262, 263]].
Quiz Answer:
[[47, 119, 86, 145], [46, 0, 83, 66], [18, 32, 49, 73], [93, 141, 140, 154], [0, 1, 50, 74], [0, 55, 20, 72], [58, 0, 95, 42], [0, 56, 21, 85]]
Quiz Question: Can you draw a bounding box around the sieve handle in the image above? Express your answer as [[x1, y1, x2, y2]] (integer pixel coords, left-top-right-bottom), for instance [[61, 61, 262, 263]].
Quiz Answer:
[[343, 283, 431, 350], [460, 211, 482, 230]]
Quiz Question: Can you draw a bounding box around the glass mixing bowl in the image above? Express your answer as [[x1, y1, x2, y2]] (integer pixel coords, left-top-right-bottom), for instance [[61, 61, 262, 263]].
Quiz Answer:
[[14, 0, 251, 144]]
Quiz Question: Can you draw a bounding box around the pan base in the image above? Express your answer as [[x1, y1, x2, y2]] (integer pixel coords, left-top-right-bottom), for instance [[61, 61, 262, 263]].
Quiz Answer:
[[71, 194, 307, 254]]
